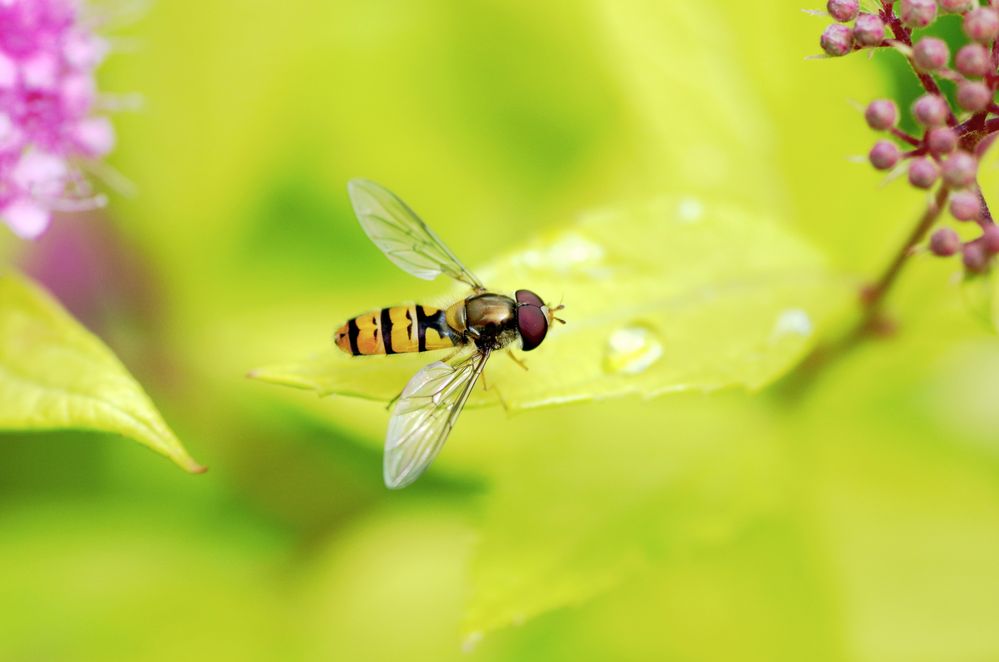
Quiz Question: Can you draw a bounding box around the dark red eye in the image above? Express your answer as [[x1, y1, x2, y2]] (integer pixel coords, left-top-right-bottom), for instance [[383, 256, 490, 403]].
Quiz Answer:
[[516, 289, 544, 308], [517, 305, 548, 351]]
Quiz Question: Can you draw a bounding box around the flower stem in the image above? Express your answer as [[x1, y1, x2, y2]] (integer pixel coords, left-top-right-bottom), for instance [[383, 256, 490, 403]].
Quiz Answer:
[[891, 127, 921, 147], [779, 185, 950, 393], [853, 184, 950, 334], [880, 1, 958, 126]]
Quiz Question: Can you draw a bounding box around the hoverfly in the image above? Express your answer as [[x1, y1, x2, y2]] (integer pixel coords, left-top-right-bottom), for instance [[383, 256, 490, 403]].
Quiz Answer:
[[334, 180, 564, 489]]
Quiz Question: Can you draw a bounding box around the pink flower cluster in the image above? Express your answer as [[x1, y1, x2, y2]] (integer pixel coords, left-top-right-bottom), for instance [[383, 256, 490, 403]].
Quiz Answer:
[[818, 0, 999, 274], [0, 0, 114, 239]]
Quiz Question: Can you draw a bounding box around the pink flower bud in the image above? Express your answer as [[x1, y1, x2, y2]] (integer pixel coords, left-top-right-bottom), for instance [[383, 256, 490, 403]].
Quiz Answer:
[[854, 13, 886, 47], [869, 140, 901, 170], [939, 0, 974, 13], [913, 37, 950, 72], [963, 242, 989, 272], [930, 228, 961, 256], [928, 127, 958, 156], [912, 94, 950, 127], [983, 225, 999, 253], [865, 99, 898, 130], [964, 8, 999, 44], [950, 190, 982, 220], [820, 23, 854, 57], [957, 80, 993, 112], [942, 151, 979, 188], [955, 43, 990, 78], [900, 0, 938, 28], [908, 158, 940, 189], [827, 0, 859, 22]]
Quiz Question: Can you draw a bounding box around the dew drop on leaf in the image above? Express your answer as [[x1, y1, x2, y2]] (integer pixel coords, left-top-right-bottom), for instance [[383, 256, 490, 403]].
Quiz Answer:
[[516, 232, 606, 276], [677, 197, 704, 223], [461, 631, 484, 653], [603, 324, 663, 375], [770, 308, 813, 341]]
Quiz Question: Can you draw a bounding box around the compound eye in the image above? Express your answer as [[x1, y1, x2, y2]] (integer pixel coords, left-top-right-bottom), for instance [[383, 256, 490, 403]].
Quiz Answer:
[[517, 305, 548, 351], [515, 289, 544, 308]]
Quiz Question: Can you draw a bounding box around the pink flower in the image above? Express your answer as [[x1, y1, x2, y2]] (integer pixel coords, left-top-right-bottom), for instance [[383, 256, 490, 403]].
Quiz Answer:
[[814, 2, 999, 273], [0, 0, 114, 239]]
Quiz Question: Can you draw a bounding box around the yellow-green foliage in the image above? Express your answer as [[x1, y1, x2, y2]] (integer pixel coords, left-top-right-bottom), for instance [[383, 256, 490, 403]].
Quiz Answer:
[[0, 273, 201, 473], [1, 1, 998, 661]]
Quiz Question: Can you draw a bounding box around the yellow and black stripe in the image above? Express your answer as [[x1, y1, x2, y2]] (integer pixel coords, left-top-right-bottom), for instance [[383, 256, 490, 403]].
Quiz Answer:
[[335, 304, 460, 356]]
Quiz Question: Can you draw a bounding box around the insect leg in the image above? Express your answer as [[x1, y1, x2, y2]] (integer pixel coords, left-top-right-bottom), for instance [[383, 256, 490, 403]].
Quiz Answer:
[[506, 350, 529, 371], [490, 383, 511, 412]]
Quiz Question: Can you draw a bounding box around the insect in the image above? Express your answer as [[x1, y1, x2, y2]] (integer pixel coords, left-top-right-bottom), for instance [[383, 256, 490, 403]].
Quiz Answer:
[[334, 179, 565, 489]]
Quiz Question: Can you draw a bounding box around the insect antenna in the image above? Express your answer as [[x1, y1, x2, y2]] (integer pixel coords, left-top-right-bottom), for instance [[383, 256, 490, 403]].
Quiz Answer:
[[547, 298, 567, 325]]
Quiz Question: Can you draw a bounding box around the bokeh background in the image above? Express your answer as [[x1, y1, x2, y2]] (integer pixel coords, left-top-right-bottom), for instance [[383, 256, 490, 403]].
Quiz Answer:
[[2, 1, 999, 660]]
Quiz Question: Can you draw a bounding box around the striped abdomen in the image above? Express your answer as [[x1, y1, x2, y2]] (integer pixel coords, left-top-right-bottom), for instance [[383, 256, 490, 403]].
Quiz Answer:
[[335, 304, 460, 356]]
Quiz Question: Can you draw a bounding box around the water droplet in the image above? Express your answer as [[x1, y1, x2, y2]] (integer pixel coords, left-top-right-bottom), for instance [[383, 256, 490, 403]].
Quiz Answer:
[[771, 308, 813, 341], [519, 232, 606, 275], [462, 631, 483, 653], [604, 324, 663, 375], [677, 197, 704, 223]]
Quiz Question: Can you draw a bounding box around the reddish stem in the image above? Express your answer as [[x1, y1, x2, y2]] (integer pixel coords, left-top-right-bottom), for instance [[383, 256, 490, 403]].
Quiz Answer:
[[891, 127, 921, 146], [779, 185, 952, 394], [880, 3, 958, 126], [859, 185, 951, 321], [959, 111, 991, 151]]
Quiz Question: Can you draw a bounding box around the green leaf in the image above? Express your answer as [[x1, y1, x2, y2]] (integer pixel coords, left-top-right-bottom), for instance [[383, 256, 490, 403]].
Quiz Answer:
[[0, 272, 203, 473], [459, 394, 794, 640], [250, 196, 848, 410]]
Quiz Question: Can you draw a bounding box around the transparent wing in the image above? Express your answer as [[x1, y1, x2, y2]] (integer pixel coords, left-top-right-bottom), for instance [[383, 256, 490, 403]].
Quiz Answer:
[[347, 178, 485, 291], [384, 349, 491, 489]]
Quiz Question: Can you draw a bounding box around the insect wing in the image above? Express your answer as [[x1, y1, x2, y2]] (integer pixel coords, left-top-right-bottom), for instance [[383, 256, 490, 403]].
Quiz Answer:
[[384, 350, 490, 489], [347, 179, 485, 291]]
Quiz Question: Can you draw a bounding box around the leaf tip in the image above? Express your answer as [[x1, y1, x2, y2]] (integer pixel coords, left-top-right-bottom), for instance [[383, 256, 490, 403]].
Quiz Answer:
[[174, 452, 208, 474]]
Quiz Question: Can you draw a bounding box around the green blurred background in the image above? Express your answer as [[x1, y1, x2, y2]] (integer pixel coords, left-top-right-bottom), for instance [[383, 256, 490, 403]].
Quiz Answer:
[[2, 1, 999, 660]]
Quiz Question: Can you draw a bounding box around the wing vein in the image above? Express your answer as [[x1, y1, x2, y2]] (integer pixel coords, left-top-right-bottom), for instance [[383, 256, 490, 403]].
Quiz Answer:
[[383, 350, 490, 488], [347, 179, 485, 290]]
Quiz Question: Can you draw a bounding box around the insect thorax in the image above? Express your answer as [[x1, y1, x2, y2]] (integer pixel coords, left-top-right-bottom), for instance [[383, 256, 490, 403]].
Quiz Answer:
[[459, 293, 518, 350]]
